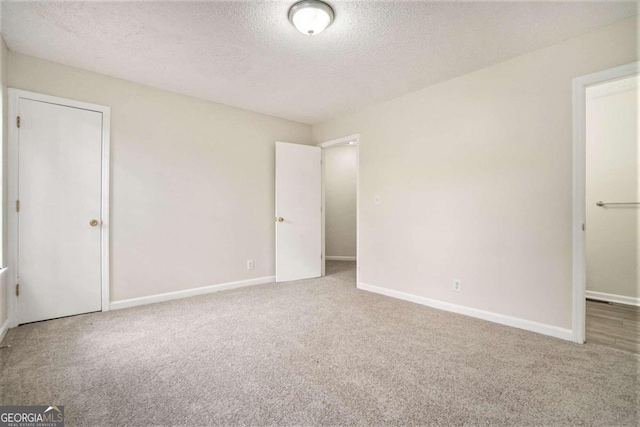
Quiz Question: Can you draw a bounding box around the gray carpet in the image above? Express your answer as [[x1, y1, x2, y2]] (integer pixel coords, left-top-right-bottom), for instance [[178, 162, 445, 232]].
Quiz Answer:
[[1, 261, 638, 426]]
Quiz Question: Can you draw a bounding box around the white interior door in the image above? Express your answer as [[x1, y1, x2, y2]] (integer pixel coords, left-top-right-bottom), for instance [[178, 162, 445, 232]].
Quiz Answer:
[[18, 98, 103, 324], [276, 142, 322, 282]]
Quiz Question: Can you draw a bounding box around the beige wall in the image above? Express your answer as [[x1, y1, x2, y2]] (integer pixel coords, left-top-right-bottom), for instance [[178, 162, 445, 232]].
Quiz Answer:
[[325, 146, 357, 257], [312, 17, 639, 330], [586, 77, 639, 300], [8, 52, 311, 302]]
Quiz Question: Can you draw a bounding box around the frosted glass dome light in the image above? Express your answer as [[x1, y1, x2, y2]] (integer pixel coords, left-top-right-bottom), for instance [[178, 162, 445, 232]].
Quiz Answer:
[[288, 0, 334, 36]]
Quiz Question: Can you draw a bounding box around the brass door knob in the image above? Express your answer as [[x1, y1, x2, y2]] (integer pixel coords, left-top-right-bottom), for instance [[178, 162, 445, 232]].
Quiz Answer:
[[276, 217, 284, 222], [89, 219, 99, 227]]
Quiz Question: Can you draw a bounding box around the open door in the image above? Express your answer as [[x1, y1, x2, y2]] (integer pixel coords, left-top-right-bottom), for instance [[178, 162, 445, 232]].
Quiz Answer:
[[275, 142, 322, 282]]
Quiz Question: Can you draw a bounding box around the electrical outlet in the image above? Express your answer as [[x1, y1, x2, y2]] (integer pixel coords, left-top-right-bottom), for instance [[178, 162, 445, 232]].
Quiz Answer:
[[453, 279, 461, 292], [247, 260, 254, 270]]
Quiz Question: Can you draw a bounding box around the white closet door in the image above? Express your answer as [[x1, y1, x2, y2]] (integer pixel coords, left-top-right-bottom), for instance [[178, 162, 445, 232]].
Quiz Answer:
[[18, 98, 103, 324]]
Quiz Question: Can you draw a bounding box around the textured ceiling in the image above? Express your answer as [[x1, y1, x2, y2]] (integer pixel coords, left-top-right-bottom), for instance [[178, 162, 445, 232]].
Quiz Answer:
[[2, 1, 638, 124]]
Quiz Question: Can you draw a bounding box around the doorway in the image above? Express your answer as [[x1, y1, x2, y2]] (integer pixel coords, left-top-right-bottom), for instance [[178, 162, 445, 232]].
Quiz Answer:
[[274, 135, 359, 284], [7, 89, 110, 326], [573, 63, 639, 351], [318, 134, 359, 283]]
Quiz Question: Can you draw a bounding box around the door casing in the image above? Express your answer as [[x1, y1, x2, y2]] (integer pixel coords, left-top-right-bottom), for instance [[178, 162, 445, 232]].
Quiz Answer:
[[7, 89, 111, 328]]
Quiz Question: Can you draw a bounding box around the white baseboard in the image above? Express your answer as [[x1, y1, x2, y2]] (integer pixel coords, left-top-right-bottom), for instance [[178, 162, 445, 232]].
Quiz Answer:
[[326, 256, 357, 261], [586, 290, 640, 307], [0, 318, 10, 344], [358, 282, 574, 342], [111, 275, 275, 310]]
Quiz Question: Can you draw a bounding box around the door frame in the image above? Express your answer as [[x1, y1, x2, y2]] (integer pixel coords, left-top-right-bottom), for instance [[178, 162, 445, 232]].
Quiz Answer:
[[7, 89, 111, 327], [571, 61, 639, 344], [317, 134, 360, 284]]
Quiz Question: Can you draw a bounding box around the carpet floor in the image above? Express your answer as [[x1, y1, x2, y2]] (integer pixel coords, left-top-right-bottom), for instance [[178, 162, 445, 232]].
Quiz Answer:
[[1, 261, 638, 426]]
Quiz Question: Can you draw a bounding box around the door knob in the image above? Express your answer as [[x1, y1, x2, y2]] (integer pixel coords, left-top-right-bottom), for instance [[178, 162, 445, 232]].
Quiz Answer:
[[276, 217, 284, 222], [89, 219, 100, 227]]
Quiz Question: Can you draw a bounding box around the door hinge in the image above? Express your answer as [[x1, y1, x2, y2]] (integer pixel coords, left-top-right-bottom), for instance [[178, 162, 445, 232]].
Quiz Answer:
[[15, 200, 20, 212], [582, 223, 585, 231], [16, 116, 20, 128], [15, 284, 19, 297]]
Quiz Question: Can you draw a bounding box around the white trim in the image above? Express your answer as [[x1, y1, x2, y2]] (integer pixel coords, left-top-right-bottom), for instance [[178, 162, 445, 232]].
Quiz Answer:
[[7, 89, 111, 327], [359, 282, 574, 342], [356, 136, 362, 288], [326, 256, 356, 261], [586, 291, 640, 307], [111, 275, 275, 310], [0, 318, 9, 344], [317, 134, 360, 285], [321, 148, 326, 277], [0, 268, 8, 342], [317, 134, 359, 149], [586, 75, 639, 99], [572, 61, 640, 344], [101, 107, 111, 313]]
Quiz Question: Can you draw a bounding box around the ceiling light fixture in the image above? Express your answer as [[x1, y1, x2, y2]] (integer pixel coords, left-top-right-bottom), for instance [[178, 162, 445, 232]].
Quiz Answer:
[[288, 0, 334, 36]]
